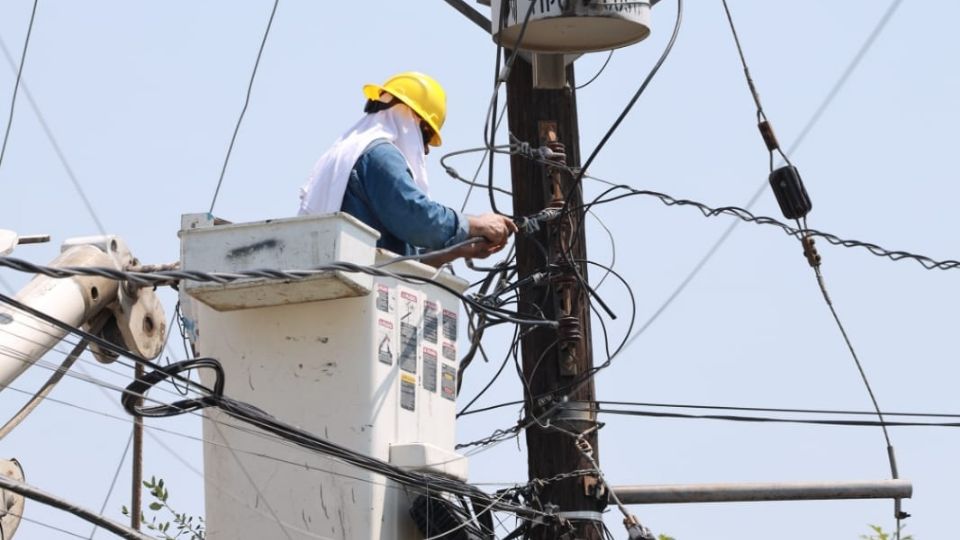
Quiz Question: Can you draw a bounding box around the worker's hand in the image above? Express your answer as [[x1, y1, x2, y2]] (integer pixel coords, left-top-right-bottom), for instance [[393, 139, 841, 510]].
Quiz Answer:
[[458, 238, 501, 260], [467, 214, 518, 249], [421, 237, 503, 268]]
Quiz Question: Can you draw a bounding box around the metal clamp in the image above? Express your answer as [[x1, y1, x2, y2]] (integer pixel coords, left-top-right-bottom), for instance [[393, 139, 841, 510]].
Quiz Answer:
[[556, 510, 604, 523]]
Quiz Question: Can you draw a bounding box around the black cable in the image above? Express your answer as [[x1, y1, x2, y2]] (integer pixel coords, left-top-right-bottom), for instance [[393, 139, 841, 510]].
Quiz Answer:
[[455, 256, 636, 449], [483, 0, 537, 218], [123, 358, 545, 520], [0, 252, 546, 514], [575, 50, 614, 91], [538, 259, 637, 398], [486, 42, 505, 216], [595, 400, 960, 420], [0, 257, 558, 328], [0, 0, 38, 173], [0, 292, 217, 396], [208, 0, 280, 213], [457, 328, 513, 417], [456, 399, 523, 417], [611, 0, 906, 355], [570, 0, 682, 191], [570, 181, 959, 271], [587, 406, 960, 429]]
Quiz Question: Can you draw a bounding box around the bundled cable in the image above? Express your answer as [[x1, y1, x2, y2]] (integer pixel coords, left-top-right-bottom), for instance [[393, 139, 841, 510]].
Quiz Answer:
[[121, 356, 540, 520]]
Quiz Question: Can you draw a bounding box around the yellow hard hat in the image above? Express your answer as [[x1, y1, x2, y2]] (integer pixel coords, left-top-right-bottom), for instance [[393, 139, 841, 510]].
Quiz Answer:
[[363, 71, 446, 147]]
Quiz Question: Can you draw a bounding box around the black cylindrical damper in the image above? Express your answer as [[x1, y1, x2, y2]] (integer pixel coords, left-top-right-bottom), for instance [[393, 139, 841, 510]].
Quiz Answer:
[[769, 165, 813, 220]]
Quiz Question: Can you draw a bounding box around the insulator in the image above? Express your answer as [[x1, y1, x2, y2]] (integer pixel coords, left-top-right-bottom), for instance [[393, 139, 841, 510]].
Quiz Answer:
[[546, 140, 567, 165], [769, 165, 812, 220], [558, 316, 582, 344]]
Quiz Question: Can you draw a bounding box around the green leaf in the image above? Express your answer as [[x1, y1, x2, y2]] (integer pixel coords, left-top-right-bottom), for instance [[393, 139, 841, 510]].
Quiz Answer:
[[149, 502, 163, 511]]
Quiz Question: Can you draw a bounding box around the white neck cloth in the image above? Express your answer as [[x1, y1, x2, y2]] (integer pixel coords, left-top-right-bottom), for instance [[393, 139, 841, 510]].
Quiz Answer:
[[298, 103, 429, 216]]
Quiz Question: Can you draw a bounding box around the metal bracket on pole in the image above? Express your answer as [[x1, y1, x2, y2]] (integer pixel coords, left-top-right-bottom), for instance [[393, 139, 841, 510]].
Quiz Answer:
[[533, 54, 567, 89], [441, 0, 491, 32], [612, 480, 913, 505]]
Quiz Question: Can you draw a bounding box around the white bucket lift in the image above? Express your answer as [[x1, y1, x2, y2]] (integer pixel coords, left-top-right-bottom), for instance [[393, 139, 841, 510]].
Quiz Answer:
[[179, 213, 469, 540]]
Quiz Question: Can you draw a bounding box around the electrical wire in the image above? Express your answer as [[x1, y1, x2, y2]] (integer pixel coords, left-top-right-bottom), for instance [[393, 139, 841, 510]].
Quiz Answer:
[[0, 344, 546, 532], [0, 294, 545, 522], [577, 181, 960, 270], [575, 50, 614, 91], [0, 257, 558, 328], [719, 2, 909, 532], [1, 379, 529, 532], [87, 431, 133, 540], [586, 406, 960, 429], [484, 0, 538, 218], [0, 286, 531, 471], [208, 0, 280, 213], [612, 0, 907, 357], [0, 34, 107, 235], [596, 400, 960, 420], [0, 335, 90, 439], [0, 0, 38, 173], [0, 297, 216, 397], [570, 0, 682, 191], [13, 511, 91, 539], [796, 218, 908, 532], [0, 473, 151, 540]]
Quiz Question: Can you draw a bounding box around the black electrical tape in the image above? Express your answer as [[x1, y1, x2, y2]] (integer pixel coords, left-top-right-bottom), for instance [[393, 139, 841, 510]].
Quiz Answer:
[[122, 357, 225, 418]]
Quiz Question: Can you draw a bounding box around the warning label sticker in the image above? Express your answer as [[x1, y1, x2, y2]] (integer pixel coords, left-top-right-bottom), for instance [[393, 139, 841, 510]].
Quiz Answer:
[[442, 309, 458, 341], [377, 319, 394, 365], [422, 348, 437, 392], [399, 321, 417, 373], [442, 342, 456, 362], [376, 284, 391, 313], [400, 373, 416, 411], [441, 364, 457, 401], [399, 288, 420, 374], [423, 301, 439, 344]]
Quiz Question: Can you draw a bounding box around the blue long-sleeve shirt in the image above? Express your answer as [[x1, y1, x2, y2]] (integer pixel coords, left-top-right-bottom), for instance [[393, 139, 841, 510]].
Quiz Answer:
[[341, 140, 470, 256]]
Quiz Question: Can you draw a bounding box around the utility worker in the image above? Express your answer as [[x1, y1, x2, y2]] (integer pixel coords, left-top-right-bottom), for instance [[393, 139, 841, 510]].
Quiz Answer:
[[298, 71, 516, 263]]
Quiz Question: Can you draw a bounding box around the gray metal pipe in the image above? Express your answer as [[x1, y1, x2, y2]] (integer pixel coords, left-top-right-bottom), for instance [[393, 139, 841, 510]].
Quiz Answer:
[[613, 480, 912, 505]]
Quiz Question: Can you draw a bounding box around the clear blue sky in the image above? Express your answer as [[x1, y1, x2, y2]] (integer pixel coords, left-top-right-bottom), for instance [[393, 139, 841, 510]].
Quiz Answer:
[[1, 1, 957, 538]]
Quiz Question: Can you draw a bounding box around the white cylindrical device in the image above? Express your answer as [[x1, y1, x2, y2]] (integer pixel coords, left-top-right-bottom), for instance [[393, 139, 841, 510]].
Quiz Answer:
[[491, 0, 652, 53], [0, 245, 118, 389]]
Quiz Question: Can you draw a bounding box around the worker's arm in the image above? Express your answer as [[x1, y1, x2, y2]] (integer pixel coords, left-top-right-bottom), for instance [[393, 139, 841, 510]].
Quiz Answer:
[[355, 143, 515, 258]]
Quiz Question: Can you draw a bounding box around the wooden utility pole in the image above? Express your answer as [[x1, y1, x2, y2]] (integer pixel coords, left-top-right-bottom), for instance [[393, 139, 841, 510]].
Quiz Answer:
[[506, 57, 606, 539]]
